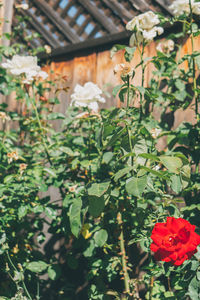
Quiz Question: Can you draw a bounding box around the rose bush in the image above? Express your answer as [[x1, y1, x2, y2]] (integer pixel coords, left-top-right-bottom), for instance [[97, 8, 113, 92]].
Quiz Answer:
[[150, 217, 200, 265], [1, 0, 200, 299]]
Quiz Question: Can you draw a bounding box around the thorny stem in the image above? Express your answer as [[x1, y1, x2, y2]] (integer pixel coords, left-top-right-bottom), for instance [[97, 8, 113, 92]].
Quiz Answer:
[[149, 276, 154, 300], [189, 0, 199, 119], [127, 75, 130, 108], [127, 125, 134, 173], [36, 277, 40, 300], [137, 40, 145, 122], [117, 212, 131, 296]]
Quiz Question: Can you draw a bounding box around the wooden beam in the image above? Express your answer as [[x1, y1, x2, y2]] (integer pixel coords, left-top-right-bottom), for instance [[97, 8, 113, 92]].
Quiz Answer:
[[39, 31, 131, 61], [154, 0, 173, 15], [77, 0, 118, 34], [2, 0, 14, 46], [129, 0, 151, 12], [32, 0, 80, 43], [101, 0, 133, 22], [20, 9, 60, 48]]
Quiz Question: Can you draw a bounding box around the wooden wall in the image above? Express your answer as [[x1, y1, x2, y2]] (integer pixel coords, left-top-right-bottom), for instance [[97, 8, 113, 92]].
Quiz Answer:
[[43, 35, 200, 130]]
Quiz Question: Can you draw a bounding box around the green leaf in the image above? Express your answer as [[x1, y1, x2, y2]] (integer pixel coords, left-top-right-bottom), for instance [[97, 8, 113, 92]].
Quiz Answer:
[[69, 198, 82, 237], [44, 167, 57, 178], [119, 87, 127, 103], [88, 181, 110, 197], [160, 156, 182, 174], [188, 276, 199, 300], [18, 206, 28, 219], [47, 112, 65, 120], [124, 46, 136, 62], [181, 164, 191, 188], [4, 175, 14, 183], [26, 261, 48, 273], [112, 84, 123, 97], [102, 152, 113, 164], [45, 207, 57, 219], [125, 176, 147, 197], [48, 265, 61, 280], [83, 240, 96, 257], [170, 175, 182, 194], [94, 229, 108, 247], [114, 167, 133, 182], [107, 127, 126, 148], [140, 166, 166, 178], [60, 146, 74, 156], [138, 153, 159, 161], [110, 44, 126, 58], [89, 196, 105, 218]]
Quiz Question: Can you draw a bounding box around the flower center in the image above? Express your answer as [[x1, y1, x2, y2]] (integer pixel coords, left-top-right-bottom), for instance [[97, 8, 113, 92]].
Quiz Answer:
[[162, 234, 178, 247]]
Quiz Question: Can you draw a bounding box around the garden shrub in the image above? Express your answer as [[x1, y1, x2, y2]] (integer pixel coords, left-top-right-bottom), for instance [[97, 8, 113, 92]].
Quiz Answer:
[[0, 1, 200, 299]]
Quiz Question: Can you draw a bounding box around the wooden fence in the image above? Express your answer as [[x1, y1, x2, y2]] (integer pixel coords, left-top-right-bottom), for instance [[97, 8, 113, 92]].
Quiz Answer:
[[43, 35, 199, 131]]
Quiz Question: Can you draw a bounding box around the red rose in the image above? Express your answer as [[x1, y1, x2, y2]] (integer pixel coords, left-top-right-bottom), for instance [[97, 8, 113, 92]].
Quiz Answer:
[[150, 217, 200, 266]]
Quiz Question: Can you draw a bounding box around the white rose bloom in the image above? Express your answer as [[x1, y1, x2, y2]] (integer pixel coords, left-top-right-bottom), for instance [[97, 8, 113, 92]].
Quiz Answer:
[[156, 39, 175, 53], [126, 11, 163, 46], [151, 128, 162, 139], [2, 55, 48, 83], [192, 2, 200, 14], [15, 3, 29, 10], [170, 0, 200, 16], [71, 82, 105, 112]]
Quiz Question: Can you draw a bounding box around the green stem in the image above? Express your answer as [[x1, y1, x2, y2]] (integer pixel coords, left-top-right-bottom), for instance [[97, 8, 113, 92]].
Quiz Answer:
[[22, 280, 33, 300], [30, 86, 65, 198], [117, 212, 130, 295], [149, 276, 154, 300], [6, 251, 32, 300], [36, 277, 40, 300], [138, 41, 145, 122], [127, 126, 134, 172], [189, 0, 199, 118], [127, 76, 130, 108]]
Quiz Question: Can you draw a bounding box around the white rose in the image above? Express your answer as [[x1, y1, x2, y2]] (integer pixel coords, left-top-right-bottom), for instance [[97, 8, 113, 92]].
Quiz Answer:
[[126, 11, 163, 46], [15, 3, 29, 10], [113, 63, 133, 77], [192, 2, 200, 14], [137, 11, 160, 30], [126, 11, 159, 31], [156, 39, 175, 53], [2, 55, 48, 83], [71, 82, 105, 112], [170, 0, 200, 16]]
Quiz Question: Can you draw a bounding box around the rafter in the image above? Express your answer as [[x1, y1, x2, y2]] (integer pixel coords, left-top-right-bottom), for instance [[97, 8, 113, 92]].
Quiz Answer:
[[101, 0, 133, 22], [32, 0, 80, 43], [154, 0, 173, 15], [20, 9, 60, 48], [129, 0, 151, 12], [77, 0, 118, 34]]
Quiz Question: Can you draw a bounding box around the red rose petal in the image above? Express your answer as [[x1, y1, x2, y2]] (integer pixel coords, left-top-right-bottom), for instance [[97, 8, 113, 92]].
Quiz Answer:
[[150, 217, 200, 266]]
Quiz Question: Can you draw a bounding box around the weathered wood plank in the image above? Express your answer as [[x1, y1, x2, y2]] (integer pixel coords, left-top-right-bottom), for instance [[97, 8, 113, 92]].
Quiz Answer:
[[72, 53, 97, 87], [32, 0, 81, 43], [129, 0, 151, 12], [20, 9, 60, 48], [77, 0, 118, 34], [154, 0, 173, 15], [101, 0, 133, 21]]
